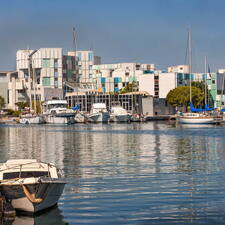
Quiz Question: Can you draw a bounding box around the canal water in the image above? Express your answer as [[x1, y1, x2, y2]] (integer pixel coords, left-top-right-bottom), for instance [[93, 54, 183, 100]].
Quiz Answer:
[[1, 122, 225, 224]]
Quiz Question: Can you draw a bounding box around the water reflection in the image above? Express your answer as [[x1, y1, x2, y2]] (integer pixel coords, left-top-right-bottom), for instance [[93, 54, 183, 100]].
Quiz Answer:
[[1, 123, 225, 224], [1, 206, 67, 225]]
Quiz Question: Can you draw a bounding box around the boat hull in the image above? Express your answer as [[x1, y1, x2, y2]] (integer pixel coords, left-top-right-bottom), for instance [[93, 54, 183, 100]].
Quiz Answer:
[[89, 112, 110, 123], [0, 181, 65, 213], [44, 115, 75, 124], [177, 116, 215, 124], [110, 114, 131, 122], [19, 116, 45, 124]]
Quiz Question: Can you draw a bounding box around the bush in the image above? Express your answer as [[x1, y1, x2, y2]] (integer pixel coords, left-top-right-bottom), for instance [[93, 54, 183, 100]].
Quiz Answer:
[[7, 109, 21, 117]]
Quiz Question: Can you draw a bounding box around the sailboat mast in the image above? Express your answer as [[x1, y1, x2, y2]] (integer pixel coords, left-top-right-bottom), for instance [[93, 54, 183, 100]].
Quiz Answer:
[[189, 29, 192, 104], [28, 53, 32, 112], [33, 66, 37, 114], [72, 27, 78, 84], [204, 56, 207, 105]]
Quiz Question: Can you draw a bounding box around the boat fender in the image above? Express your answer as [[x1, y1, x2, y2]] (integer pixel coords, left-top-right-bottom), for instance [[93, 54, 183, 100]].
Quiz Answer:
[[22, 185, 43, 204]]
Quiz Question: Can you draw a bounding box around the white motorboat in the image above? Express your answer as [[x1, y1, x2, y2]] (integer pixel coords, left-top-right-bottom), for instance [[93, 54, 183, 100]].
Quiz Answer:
[[110, 106, 131, 122], [19, 114, 45, 124], [177, 113, 215, 124], [42, 100, 75, 124], [0, 159, 66, 214], [74, 112, 88, 123], [88, 103, 110, 123]]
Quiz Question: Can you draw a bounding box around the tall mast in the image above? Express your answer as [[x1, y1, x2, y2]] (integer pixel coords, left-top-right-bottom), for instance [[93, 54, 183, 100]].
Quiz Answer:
[[188, 29, 192, 104], [72, 27, 78, 83], [204, 56, 207, 105], [28, 52, 32, 112]]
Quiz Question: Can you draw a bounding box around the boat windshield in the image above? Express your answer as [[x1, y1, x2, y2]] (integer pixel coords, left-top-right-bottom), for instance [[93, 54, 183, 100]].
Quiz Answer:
[[48, 104, 67, 109], [3, 171, 49, 180]]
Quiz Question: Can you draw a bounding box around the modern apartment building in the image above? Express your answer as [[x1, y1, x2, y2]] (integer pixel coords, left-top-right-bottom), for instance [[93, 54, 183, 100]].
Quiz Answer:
[[67, 50, 101, 85], [92, 62, 155, 93], [16, 48, 80, 103]]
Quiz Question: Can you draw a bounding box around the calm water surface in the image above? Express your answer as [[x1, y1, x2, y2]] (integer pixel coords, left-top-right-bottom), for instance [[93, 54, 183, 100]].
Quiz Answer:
[[1, 122, 225, 224]]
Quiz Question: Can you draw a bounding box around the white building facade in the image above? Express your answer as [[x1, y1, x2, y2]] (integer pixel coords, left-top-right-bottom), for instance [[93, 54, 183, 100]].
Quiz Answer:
[[92, 62, 155, 93]]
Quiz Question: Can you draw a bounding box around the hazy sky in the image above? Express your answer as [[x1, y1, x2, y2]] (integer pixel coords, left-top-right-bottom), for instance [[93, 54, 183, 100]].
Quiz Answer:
[[1, 0, 225, 71]]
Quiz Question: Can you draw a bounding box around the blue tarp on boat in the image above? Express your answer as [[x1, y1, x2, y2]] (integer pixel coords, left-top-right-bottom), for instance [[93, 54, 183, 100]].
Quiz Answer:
[[72, 104, 80, 111], [190, 103, 215, 112]]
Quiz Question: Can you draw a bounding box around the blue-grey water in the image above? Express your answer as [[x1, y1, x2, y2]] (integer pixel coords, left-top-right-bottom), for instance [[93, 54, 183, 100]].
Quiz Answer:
[[1, 122, 225, 224]]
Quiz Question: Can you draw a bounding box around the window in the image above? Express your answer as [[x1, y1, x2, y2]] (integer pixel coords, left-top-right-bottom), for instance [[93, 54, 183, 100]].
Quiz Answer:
[[54, 71, 58, 78], [42, 77, 51, 86], [42, 59, 50, 68], [88, 52, 93, 61], [54, 59, 58, 68], [125, 72, 129, 76], [212, 80, 215, 84], [3, 171, 49, 179], [54, 79, 58, 88], [77, 52, 82, 60]]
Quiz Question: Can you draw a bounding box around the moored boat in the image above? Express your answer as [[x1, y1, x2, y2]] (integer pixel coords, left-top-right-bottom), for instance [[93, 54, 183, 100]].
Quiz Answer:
[[19, 114, 45, 124], [110, 106, 131, 122], [42, 100, 75, 124], [88, 103, 110, 123], [177, 113, 215, 124], [0, 159, 66, 213]]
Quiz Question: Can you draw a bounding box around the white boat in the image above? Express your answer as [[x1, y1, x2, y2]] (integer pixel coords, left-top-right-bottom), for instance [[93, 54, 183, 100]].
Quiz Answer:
[[88, 103, 110, 123], [110, 106, 131, 122], [74, 112, 88, 123], [42, 100, 75, 124], [0, 159, 66, 213], [19, 114, 45, 124], [177, 113, 215, 124]]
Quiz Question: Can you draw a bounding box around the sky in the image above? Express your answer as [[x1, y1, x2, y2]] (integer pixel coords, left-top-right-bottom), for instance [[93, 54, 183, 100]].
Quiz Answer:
[[1, 0, 225, 72]]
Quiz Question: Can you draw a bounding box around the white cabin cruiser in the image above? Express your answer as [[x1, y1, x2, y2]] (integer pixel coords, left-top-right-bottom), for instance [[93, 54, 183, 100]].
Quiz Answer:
[[88, 103, 110, 123], [0, 159, 66, 213], [110, 106, 131, 122], [42, 100, 75, 124]]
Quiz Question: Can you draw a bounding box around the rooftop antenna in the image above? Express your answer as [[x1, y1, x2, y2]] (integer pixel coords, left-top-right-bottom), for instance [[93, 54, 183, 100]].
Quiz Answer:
[[72, 27, 77, 53]]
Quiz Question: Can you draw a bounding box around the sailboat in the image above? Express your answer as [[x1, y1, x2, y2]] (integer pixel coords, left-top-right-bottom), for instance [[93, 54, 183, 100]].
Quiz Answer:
[[177, 30, 215, 124], [19, 50, 44, 124]]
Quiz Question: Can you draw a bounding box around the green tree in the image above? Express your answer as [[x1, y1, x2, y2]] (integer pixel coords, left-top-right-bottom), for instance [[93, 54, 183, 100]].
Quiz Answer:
[[15, 102, 29, 111], [0, 96, 5, 109], [119, 81, 138, 94], [166, 86, 204, 111], [192, 81, 212, 106]]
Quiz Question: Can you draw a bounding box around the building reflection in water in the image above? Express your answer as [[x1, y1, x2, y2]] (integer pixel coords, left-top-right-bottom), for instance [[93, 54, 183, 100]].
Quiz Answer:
[[1, 123, 225, 224]]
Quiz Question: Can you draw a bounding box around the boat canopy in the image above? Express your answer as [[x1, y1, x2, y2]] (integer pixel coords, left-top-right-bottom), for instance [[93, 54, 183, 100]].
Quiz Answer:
[[190, 103, 215, 112]]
